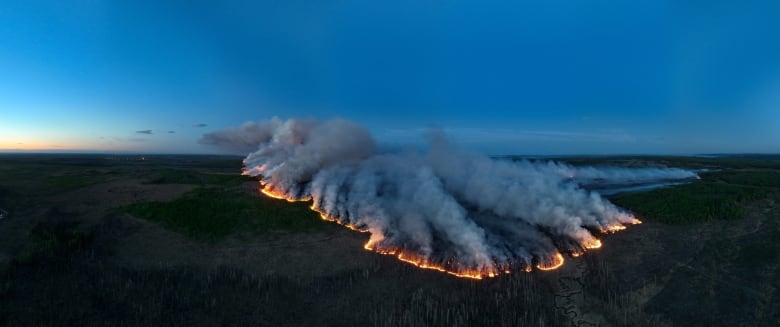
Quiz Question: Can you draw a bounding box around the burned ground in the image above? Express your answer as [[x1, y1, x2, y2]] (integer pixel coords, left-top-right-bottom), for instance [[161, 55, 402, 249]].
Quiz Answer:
[[0, 154, 777, 326]]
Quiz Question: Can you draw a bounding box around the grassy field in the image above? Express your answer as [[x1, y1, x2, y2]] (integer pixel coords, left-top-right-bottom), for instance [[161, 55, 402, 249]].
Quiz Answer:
[[144, 168, 255, 186], [120, 187, 330, 240]]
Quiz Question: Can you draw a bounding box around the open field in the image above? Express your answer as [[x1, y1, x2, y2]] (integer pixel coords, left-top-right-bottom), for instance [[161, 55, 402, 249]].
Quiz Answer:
[[0, 154, 777, 326]]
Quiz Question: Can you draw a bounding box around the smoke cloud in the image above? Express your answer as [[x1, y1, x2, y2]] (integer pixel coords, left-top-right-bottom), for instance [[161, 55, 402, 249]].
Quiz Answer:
[[211, 117, 697, 278], [199, 118, 286, 153]]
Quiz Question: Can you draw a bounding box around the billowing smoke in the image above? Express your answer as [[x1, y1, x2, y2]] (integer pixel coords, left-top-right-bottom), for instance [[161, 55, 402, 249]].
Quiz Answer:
[[203, 117, 697, 278], [198, 118, 286, 153]]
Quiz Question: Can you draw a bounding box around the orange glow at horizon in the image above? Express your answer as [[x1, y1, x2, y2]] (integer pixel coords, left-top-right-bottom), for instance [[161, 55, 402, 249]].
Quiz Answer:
[[0, 140, 86, 151], [0, 136, 164, 153]]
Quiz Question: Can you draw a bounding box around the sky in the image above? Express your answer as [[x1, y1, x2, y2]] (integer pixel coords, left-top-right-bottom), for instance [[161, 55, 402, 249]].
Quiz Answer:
[[1, 0, 779, 155]]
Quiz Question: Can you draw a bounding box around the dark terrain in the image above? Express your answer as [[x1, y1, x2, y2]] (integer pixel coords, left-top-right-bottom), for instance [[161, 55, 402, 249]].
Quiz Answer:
[[0, 154, 777, 326]]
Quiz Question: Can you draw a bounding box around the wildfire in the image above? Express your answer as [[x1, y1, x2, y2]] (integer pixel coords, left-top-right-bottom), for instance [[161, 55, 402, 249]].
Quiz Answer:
[[310, 205, 368, 232], [257, 183, 616, 279], [260, 187, 292, 201], [363, 242, 496, 279], [260, 186, 311, 202], [602, 224, 627, 232], [397, 253, 488, 280], [584, 239, 602, 249], [536, 253, 565, 271]]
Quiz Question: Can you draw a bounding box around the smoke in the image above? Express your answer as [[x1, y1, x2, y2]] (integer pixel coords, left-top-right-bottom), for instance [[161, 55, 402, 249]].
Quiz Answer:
[[199, 118, 286, 153], [211, 117, 697, 278], [542, 163, 698, 185]]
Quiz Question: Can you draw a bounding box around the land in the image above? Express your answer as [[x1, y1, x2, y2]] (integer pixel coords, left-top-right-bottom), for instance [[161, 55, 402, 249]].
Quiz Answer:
[[0, 153, 777, 326]]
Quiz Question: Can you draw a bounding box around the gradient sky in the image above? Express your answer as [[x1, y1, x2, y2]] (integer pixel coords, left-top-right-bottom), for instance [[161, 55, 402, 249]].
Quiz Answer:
[[1, 1, 779, 155]]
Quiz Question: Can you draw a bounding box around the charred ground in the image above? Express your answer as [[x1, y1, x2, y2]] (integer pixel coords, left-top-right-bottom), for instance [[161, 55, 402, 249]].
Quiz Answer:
[[0, 154, 777, 326]]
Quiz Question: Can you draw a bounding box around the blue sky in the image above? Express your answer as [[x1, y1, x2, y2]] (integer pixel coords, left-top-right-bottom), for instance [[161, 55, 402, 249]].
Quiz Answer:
[[1, 0, 779, 154]]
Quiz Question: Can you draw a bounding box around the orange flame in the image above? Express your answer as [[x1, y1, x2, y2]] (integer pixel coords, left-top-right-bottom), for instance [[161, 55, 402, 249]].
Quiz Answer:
[[256, 184, 633, 278], [536, 253, 565, 271], [260, 186, 311, 202], [602, 224, 627, 232], [584, 239, 602, 249], [260, 187, 291, 201]]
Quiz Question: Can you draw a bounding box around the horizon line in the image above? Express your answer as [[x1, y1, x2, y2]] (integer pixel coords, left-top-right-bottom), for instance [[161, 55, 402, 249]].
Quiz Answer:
[[2, 150, 779, 158]]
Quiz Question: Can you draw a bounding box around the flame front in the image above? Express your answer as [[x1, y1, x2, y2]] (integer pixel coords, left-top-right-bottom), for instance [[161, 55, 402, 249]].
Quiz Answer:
[[260, 187, 291, 201], [366, 243, 490, 279], [584, 239, 602, 249], [260, 185, 311, 202], [227, 118, 673, 280], [254, 184, 625, 279], [536, 253, 565, 271]]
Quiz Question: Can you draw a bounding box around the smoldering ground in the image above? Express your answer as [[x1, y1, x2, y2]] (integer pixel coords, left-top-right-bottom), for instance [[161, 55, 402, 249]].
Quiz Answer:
[[201, 117, 698, 278]]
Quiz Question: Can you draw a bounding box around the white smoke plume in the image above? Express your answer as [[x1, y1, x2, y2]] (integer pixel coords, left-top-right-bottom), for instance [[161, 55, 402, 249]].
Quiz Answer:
[[203, 117, 698, 278], [198, 118, 286, 153], [543, 163, 698, 184]]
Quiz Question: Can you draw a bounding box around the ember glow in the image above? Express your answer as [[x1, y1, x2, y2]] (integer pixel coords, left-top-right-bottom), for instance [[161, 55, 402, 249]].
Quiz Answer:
[[260, 185, 311, 202], [536, 253, 565, 271], [203, 117, 697, 279]]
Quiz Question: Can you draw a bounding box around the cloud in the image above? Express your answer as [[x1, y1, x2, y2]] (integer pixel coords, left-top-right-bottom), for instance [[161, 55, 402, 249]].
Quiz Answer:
[[136, 130, 153, 135], [193, 123, 208, 128]]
